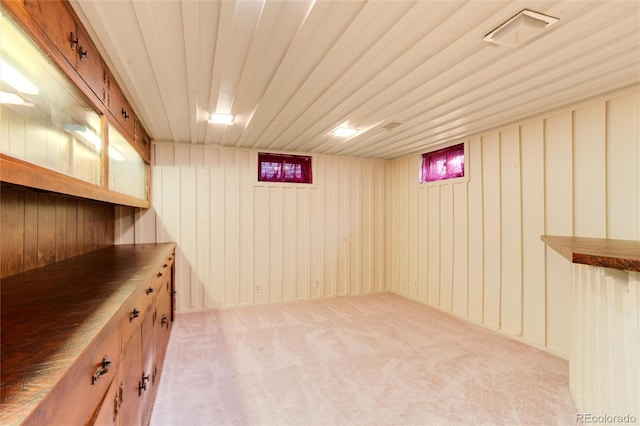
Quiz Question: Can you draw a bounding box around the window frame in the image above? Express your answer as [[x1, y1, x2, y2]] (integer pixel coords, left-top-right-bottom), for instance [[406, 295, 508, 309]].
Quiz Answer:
[[418, 141, 468, 186], [255, 151, 315, 187]]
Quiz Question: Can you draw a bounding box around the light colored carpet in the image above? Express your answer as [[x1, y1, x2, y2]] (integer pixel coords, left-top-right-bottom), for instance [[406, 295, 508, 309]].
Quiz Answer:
[[150, 293, 576, 425]]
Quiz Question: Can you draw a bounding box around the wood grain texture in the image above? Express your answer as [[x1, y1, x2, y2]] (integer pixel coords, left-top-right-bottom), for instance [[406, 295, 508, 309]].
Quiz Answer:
[[0, 154, 150, 208], [0, 184, 116, 278], [541, 235, 640, 272], [0, 188, 24, 276], [0, 243, 176, 425]]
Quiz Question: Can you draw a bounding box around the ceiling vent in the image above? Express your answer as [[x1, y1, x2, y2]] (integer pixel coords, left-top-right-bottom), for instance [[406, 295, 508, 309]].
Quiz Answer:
[[381, 121, 403, 131], [484, 9, 559, 47]]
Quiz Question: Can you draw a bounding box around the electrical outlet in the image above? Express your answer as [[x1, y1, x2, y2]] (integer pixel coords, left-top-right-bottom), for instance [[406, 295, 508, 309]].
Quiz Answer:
[[255, 285, 261, 293]]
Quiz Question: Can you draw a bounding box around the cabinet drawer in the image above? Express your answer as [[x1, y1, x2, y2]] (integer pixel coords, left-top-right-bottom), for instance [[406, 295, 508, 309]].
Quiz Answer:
[[120, 286, 154, 349], [25, 323, 121, 425]]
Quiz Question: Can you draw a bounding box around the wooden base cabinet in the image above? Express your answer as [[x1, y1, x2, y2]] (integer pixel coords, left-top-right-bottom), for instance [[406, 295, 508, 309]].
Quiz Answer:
[[0, 243, 176, 426]]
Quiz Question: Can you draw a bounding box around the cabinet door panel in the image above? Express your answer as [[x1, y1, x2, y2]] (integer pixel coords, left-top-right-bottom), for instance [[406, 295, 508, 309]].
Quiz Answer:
[[140, 300, 156, 426], [28, 0, 78, 69], [76, 25, 106, 101], [109, 81, 134, 137], [134, 117, 152, 164], [90, 365, 122, 426], [120, 329, 143, 426], [154, 280, 172, 376]]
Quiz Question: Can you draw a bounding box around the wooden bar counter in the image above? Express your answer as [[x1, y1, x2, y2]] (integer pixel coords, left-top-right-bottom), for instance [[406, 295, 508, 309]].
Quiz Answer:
[[541, 235, 640, 272], [541, 235, 639, 420], [1, 243, 176, 425]]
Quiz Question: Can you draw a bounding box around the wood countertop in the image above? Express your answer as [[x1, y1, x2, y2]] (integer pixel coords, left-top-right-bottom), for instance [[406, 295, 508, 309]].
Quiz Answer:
[[0, 243, 176, 425], [541, 235, 640, 272]]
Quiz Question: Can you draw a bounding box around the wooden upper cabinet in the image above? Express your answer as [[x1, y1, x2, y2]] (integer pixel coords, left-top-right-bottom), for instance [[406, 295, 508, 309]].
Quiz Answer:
[[3, 0, 151, 154], [135, 116, 152, 163], [109, 78, 135, 137], [23, 0, 78, 69], [75, 24, 107, 102], [1, 0, 153, 207]]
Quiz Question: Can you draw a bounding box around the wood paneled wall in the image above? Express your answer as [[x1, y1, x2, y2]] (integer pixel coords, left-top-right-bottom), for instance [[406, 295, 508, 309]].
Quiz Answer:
[[1, 184, 115, 278], [117, 146, 387, 311], [387, 85, 639, 357]]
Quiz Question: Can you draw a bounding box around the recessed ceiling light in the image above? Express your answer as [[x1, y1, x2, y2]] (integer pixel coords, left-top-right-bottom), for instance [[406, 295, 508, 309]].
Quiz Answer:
[[332, 126, 357, 137], [484, 9, 559, 47], [208, 113, 234, 125]]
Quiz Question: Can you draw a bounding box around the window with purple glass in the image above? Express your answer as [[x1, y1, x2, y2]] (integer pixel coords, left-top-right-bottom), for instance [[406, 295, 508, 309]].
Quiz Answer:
[[258, 152, 313, 184], [420, 143, 465, 183]]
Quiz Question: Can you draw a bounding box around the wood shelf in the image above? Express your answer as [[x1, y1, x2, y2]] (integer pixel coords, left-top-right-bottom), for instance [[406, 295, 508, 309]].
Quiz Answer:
[[541, 235, 640, 272]]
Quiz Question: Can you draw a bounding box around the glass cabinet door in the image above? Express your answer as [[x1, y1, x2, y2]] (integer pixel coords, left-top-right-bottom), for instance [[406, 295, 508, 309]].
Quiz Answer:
[[108, 124, 148, 200], [0, 11, 102, 186]]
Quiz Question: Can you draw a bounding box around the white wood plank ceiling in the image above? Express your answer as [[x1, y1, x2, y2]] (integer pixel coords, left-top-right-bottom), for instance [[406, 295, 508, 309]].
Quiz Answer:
[[70, 0, 640, 159]]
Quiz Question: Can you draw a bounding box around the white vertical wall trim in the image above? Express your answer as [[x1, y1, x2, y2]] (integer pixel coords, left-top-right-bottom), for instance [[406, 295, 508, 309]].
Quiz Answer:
[[122, 87, 640, 361], [427, 185, 440, 306], [467, 136, 484, 322], [573, 103, 606, 238], [521, 121, 546, 347], [482, 134, 501, 329], [384, 85, 639, 359], [544, 112, 573, 355], [417, 187, 428, 303], [606, 93, 640, 240], [500, 127, 522, 335], [440, 185, 454, 312], [452, 182, 468, 317], [144, 145, 387, 311]]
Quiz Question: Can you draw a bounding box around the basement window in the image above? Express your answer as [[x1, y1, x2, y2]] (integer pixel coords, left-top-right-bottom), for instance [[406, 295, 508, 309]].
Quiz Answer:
[[258, 152, 313, 184], [420, 143, 465, 183]]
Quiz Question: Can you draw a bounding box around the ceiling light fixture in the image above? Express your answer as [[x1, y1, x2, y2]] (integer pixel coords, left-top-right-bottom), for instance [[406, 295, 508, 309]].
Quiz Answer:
[[208, 113, 234, 125], [332, 126, 357, 137], [483, 9, 559, 47]]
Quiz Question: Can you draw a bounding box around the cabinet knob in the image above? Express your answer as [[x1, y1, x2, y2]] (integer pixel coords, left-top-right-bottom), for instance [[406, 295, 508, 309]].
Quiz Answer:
[[122, 108, 130, 121], [79, 46, 88, 62], [92, 355, 112, 384], [161, 315, 168, 327], [146, 287, 154, 295], [157, 272, 163, 278], [129, 308, 140, 322]]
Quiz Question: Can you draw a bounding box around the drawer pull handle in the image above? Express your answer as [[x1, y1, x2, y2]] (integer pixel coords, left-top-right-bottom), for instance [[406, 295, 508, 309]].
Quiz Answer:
[[70, 32, 79, 50], [122, 108, 130, 120], [146, 287, 154, 295], [139, 372, 150, 395], [92, 355, 112, 384], [79, 46, 88, 61], [163, 264, 168, 268], [130, 308, 140, 322], [157, 272, 163, 278], [161, 315, 168, 327]]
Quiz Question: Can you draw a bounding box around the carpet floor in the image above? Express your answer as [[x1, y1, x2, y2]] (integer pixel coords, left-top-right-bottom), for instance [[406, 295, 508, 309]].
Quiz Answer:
[[150, 293, 576, 425]]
